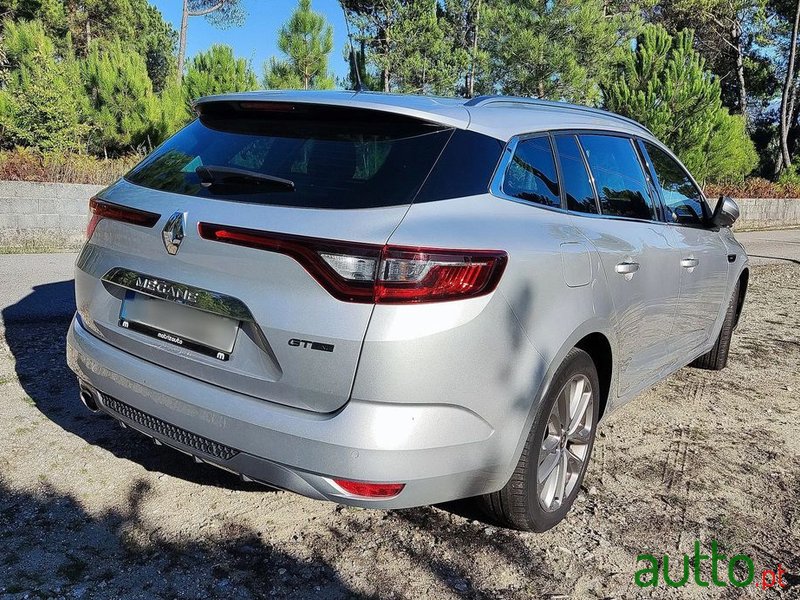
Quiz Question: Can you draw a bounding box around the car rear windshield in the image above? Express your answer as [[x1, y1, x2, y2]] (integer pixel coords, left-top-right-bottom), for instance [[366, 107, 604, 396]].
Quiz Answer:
[[125, 103, 455, 209]]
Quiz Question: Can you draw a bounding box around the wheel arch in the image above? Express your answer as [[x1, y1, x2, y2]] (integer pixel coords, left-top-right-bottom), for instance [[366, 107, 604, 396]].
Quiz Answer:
[[734, 267, 749, 329], [574, 332, 613, 421], [503, 319, 617, 482]]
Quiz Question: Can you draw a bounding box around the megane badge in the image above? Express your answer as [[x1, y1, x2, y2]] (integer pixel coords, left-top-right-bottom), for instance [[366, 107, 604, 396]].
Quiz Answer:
[[162, 211, 186, 255]]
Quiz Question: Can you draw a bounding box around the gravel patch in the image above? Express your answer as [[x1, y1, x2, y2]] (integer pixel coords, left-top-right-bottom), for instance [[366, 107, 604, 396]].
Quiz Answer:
[[0, 264, 798, 599]]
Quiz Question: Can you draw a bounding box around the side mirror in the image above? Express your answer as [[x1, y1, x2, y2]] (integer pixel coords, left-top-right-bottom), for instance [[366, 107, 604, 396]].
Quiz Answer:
[[712, 196, 739, 228]]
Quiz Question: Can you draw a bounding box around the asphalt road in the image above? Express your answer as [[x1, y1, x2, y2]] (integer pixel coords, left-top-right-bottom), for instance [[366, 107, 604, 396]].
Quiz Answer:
[[0, 227, 797, 324]]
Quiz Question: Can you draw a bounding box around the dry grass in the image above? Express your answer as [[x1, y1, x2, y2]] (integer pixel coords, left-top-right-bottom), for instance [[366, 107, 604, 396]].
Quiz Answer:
[[0, 148, 142, 185], [705, 178, 800, 199]]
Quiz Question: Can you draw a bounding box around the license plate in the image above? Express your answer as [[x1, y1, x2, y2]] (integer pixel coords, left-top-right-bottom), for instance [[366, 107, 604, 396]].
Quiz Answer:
[[120, 292, 239, 361]]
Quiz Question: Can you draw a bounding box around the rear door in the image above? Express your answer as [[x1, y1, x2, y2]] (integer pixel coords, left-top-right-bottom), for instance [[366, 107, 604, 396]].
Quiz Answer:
[[570, 133, 682, 396], [77, 103, 455, 413], [638, 141, 729, 358]]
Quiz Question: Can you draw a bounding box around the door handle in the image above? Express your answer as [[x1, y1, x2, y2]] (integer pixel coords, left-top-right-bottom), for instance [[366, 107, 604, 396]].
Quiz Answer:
[[615, 261, 640, 275], [681, 258, 700, 269]]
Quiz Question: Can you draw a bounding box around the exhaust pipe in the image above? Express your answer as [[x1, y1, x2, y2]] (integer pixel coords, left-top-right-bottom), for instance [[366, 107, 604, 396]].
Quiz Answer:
[[79, 384, 100, 413]]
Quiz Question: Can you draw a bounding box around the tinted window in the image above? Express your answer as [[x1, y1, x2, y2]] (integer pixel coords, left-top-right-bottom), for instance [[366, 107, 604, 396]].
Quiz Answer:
[[126, 106, 453, 209], [579, 135, 656, 220], [643, 142, 708, 226], [554, 135, 597, 214], [502, 136, 560, 208], [416, 129, 505, 202]]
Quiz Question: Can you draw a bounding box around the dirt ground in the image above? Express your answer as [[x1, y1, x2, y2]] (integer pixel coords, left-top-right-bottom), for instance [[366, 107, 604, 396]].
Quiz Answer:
[[0, 263, 798, 600]]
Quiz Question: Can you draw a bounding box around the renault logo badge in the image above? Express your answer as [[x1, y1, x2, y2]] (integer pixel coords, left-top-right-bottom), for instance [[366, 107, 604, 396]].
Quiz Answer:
[[162, 211, 186, 255]]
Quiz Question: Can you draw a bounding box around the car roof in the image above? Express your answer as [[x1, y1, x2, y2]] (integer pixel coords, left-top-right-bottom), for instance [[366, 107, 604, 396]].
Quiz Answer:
[[194, 90, 657, 143]]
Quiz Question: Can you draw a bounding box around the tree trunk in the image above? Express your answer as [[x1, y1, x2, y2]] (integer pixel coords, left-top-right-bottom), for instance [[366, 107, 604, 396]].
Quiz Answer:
[[732, 19, 747, 118], [177, 0, 190, 83], [467, 0, 481, 98], [779, 0, 800, 171]]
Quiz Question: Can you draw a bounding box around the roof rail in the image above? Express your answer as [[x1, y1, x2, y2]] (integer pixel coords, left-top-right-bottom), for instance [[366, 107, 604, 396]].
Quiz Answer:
[[464, 95, 652, 135]]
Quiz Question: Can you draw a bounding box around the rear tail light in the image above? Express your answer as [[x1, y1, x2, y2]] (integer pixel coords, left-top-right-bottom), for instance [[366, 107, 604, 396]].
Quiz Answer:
[[198, 223, 507, 304], [87, 197, 160, 239], [333, 479, 405, 498]]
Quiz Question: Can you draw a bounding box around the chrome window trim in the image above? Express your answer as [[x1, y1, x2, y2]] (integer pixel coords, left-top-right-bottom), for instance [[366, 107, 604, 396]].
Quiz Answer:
[[554, 132, 601, 215], [489, 128, 676, 227], [489, 133, 565, 212]]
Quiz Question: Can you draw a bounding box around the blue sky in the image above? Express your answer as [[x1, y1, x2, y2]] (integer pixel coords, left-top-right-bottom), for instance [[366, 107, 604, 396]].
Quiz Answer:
[[150, 0, 352, 82]]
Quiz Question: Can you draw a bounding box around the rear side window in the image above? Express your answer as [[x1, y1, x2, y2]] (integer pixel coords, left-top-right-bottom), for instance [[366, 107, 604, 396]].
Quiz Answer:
[[554, 135, 598, 214], [125, 104, 454, 209], [642, 142, 709, 226], [579, 135, 656, 221], [415, 129, 505, 203], [502, 136, 561, 208]]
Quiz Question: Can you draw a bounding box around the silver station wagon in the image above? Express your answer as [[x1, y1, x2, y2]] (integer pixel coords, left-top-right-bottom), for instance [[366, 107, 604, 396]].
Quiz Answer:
[[67, 91, 748, 531]]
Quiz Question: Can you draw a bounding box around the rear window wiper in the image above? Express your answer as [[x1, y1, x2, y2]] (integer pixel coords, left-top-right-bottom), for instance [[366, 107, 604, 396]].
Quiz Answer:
[[196, 165, 295, 192]]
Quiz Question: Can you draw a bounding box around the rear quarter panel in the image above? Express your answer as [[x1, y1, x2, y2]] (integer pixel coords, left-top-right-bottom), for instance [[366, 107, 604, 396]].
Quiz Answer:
[[352, 194, 618, 482]]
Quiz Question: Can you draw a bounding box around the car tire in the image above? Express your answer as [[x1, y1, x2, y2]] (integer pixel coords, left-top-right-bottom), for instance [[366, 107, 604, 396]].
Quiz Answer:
[[690, 282, 739, 371], [478, 347, 600, 532]]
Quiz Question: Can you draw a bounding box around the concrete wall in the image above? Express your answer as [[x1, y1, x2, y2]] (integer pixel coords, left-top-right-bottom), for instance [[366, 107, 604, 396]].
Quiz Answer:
[[732, 198, 800, 231], [0, 181, 797, 250], [0, 181, 104, 250]]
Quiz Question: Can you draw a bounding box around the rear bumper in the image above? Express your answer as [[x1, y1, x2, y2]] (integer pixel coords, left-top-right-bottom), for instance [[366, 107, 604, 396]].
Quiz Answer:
[[66, 315, 506, 508]]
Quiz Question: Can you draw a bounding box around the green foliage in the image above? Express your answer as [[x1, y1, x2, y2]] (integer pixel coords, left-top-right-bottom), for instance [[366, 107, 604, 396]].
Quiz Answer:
[[343, 39, 381, 91], [0, 0, 785, 182], [183, 44, 258, 105], [264, 0, 334, 90], [651, 0, 771, 112], [603, 25, 756, 182], [343, 0, 469, 94], [478, 0, 644, 103], [389, 0, 468, 94], [703, 112, 759, 183], [776, 162, 800, 186], [0, 19, 89, 152], [155, 82, 191, 142], [82, 39, 160, 155], [0, 0, 177, 90]]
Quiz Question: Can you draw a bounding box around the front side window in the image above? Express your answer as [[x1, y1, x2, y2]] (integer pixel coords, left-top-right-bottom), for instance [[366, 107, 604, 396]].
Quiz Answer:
[[554, 135, 598, 214], [579, 135, 656, 221], [642, 142, 709, 226], [502, 136, 561, 208]]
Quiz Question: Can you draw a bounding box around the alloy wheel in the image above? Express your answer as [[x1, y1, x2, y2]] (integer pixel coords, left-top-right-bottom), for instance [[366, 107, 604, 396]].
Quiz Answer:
[[537, 374, 594, 512]]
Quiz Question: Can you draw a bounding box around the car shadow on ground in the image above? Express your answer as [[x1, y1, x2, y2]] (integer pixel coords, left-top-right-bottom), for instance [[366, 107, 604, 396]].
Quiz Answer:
[[0, 475, 363, 599], [1, 281, 503, 522], [2, 280, 552, 598], [1, 280, 266, 492]]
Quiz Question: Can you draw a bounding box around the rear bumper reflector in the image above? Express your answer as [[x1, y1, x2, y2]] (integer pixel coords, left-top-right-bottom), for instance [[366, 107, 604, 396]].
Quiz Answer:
[[333, 479, 406, 498]]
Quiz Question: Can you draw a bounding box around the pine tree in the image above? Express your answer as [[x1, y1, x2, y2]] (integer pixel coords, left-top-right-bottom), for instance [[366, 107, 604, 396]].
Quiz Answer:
[[390, 0, 468, 94], [342, 0, 468, 95], [178, 0, 246, 81], [0, 18, 89, 152], [81, 38, 160, 156], [343, 38, 380, 91], [183, 44, 258, 106], [264, 0, 334, 90], [478, 0, 643, 104], [603, 25, 756, 182]]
